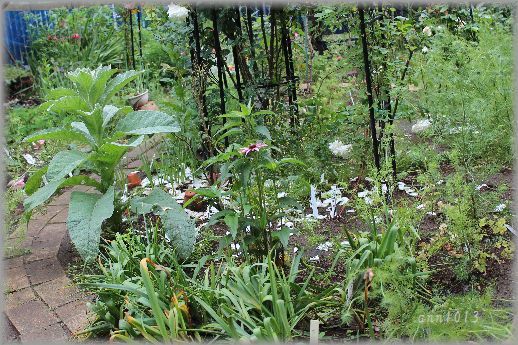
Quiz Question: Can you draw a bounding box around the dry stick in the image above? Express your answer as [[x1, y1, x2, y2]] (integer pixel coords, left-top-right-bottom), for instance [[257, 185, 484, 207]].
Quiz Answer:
[[359, 6, 381, 172]]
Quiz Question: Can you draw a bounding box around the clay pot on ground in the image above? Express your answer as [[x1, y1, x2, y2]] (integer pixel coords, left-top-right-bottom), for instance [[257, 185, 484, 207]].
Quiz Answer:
[[127, 171, 143, 189], [128, 90, 149, 110], [184, 190, 205, 211], [137, 100, 159, 111]]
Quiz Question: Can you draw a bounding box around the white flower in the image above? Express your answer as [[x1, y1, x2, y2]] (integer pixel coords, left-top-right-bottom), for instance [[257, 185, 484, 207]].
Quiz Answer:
[[293, 247, 299, 253], [328, 140, 353, 158], [494, 204, 506, 212], [316, 241, 333, 252], [422, 26, 432, 36], [22, 153, 36, 165], [167, 3, 188, 19], [277, 192, 287, 198], [358, 190, 370, 198], [417, 204, 425, 210], [309, 255, 320, 262], [422, 46, 429, 54], [475, 184, 488, 191], [411, 119, 432, 133]]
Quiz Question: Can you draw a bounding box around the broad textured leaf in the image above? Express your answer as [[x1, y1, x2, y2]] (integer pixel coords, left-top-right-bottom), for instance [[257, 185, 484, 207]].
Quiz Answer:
[[46, 87, 77, 99], [58, 175, 102, 191], [67, 187, 114, 261], [100, 70, 142, 105], [47, 96, 90, 114], [24, 166, 48, 196], [46, 150, 88, 181], [23, 127, 89, 144], [224, 212, 239, 239], [278, 196, 303, 211], [68, 68, 95, 97], [77, 106, 104, 144], [115, 110, 181, 135], [131, 188, 197, 260], [272, 226, 292, 248], [89, 67, 118, 105], [111, 135, 144, 148], [24, 178, 64, 212], [70, 122, 96, 145], [255, 125, 271, 140], [102, 105, 131, 127]]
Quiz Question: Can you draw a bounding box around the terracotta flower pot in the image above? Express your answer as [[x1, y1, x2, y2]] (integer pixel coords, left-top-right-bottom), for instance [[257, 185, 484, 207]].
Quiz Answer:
[[184, 190, 205, 211], [127, 171, 142, 189], [138, 100, 159, 111], [128, 90, 149, 110]]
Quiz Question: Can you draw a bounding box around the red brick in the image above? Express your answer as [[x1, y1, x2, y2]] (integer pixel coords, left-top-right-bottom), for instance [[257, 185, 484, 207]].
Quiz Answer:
[[19, 323, 68, 342], [4, 287, 37, 310], [5, 300, 59, 334], [55, 300, 92, 334], [4, 266, 30, 292], [34, 276, 83, 309], [25, 258, 65, 285]]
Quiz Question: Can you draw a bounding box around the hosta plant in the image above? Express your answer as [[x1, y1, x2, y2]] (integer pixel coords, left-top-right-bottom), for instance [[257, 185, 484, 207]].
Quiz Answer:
[[22, 66, 181, 261]]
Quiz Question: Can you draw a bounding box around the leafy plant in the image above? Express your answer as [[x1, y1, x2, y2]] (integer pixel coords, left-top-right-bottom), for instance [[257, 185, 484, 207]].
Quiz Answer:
[[194, 252, 328, 342], [203, 104, 305, 260], [23, 66, 181, 261]]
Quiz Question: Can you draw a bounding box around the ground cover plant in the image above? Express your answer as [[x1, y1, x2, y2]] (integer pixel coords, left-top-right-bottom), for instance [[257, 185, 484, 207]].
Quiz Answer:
[[3, 2, 515, 343]]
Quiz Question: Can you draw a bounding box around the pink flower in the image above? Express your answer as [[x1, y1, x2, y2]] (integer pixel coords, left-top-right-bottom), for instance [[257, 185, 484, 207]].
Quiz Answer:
[[228, 65, 235, 72], [336, 56, 343, 61], [32, 139, 45, 150], [239, 142, 268, 156], [294, 32, 299, 39], [12, 177, 25, 190], [71, 33, 81, 40]]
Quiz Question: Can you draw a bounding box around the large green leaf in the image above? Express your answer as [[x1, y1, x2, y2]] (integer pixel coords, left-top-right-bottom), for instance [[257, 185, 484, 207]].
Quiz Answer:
[[70, 122, 96, 145], [24, 166, 48, 196], [46, 150, 88, 181], [68, 67, 95, 98], [47, 96, 90, 114], [24, 178, 65, 212], [115, 110, 181, 135], [100, 70, 142, 105], [102, 105, 131, 127], [23, 127, 89, 144], [88, 67, 118, 105], [131, 188, 197, 260], [67, 187, 114, 262]]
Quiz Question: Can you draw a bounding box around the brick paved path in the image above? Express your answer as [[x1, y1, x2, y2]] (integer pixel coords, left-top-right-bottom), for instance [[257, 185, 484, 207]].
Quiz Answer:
[[3, 135, 163, 342]]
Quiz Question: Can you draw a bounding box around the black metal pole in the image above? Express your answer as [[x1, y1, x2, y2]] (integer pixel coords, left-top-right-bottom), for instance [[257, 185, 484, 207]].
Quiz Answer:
[[128, 9, 136, 70], [211, 9, 228, 148], [359, 6, 381, 172], [137, 6, 143, 63], [233, 8, 244, 103]]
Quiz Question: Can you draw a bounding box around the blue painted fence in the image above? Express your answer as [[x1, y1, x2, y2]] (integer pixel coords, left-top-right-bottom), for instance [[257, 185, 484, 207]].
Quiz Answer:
[[4, 10, 51, 65]]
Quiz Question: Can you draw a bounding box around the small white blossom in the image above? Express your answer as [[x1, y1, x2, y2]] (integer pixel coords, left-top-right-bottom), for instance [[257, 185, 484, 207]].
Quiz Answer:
[[494, 204, 506, 212], [475, 184, 488, 191], [422, 46, 429, 54], [309, 255, 320, 262], [316, 241, 333, 252], [167, 3, 188, 19], [328, 140, 353, 158], [422, 26, 432, 36], [22, 153, 36, 165], [411, 119, 432, 133]]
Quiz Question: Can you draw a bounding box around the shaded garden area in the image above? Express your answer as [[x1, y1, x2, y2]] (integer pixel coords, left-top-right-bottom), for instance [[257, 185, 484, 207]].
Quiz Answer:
[[3, 2, 516, 343]]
